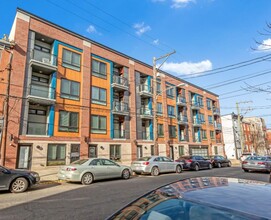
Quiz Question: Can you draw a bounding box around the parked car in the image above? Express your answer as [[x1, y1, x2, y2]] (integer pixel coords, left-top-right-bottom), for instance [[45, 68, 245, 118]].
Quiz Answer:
[[242, 155, 271, 172], [175, 155, 212, 171], [107, 177, 271, 220], [240, 152, 257, 162], [0, 165, 40, 193], [205, 155, 231, 168], [58, 158, 132, 185], [131, 156, 183, 176]]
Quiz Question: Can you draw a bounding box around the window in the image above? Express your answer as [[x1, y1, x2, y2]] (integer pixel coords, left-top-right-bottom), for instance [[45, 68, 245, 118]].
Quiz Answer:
[[110, 145, 121, 160], [92, 59, 107, 79], [179, 146, 184, 156], [157, 82, 161, 93], [157, 103, 163, 115], [60, 79, 80, 100], [210, 131, 215, 139], [92, 86, 106, 105], [32, 75, 49, 84], [34, 44, 50, 53], [47, 144, 66, 166], [169, 125, 176, 138], [62, 49, 81, 71], [202, 130, 207, 139], [166, 86, 174, 98], [208, 115, 213, 125], [207, 99, 212, 110], [151, 145, 155, 156], [198, 97, 203, 108], [199, 113, 205, 124], [59, 111, 79, 132], [167, 105, 175, 117], [91, 115, 106, 134], [214, 146, 218, 155], [158, 124, 164, 137], [29, 109, 46, 115]]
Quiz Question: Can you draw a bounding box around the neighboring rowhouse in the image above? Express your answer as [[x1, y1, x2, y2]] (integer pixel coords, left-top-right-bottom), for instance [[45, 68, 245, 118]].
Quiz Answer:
[[0, 8, 224, 172]]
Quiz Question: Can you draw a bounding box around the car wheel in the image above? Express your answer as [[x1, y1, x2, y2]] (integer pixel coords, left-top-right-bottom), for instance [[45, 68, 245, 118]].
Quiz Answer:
[[194, 164, 199, 171], [10, 177, 29, 193], [81, 172, 93, 185], [208, 163, 212, 169], [243, 169, 249, 172], [122, 169, 130, 180], [176, 165, 182, 174], [228, 162, 232, 167], [217, 163, 221, 168], [151, 166, 159, 176]]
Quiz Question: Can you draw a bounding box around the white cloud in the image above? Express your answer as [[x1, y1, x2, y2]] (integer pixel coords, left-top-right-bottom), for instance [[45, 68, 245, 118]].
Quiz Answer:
[[86, 25, 97, 34], [171, 0, 195, 8], [160, 60, 212, 76], [153, 39, 159, 45], [257, 38, 271, 52], [133, 22, 151, 36]]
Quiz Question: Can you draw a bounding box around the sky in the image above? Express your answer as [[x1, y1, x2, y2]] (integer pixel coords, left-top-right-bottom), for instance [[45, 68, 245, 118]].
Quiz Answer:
[[1, 0, 271, 127]]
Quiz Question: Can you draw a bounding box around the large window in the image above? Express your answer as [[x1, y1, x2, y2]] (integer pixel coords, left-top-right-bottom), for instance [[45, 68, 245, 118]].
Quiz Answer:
[[60, 79, 80, 100], [157, 103, 163, 115], [208, 115, 213, 125], [59, 111, 79, 132], [166, 86, 174, 98], [207, 99, 212, 110], [91, 115, 106, 134], [179, 145, 184, 156], [92, 86, 106, 105], [92, 59, 107, 79], [202, 130, 207, 139], [47, 144, 66, 166], [199, 113, 205, 124], [167, 105, 175, 117], [210, 130, 215, 139], [110, 145, 121, 160], [158, 124, 164, 137], [169, 125, 176, 138], [198, 96, 203, 108], [157, 82, 161, 94], [62, 49, 81, 71]]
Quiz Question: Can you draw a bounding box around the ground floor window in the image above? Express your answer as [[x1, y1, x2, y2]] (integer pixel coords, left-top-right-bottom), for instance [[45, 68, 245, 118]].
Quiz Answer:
[[179, 145, 184, 156], [151, 145, 155, 156], [214, 146, 218, 155], [47, 144, 66, 166], [110, 145, 121, 161]]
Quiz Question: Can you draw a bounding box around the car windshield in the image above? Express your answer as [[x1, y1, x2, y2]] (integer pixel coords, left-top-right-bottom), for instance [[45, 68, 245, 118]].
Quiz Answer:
[[248, 156, 267, 161], [71, 159, 89, 165], [138, 157, 151, 161]]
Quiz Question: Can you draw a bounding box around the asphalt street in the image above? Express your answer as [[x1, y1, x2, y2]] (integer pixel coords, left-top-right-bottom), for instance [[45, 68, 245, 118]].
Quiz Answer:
[[0, 167, 270, 220]]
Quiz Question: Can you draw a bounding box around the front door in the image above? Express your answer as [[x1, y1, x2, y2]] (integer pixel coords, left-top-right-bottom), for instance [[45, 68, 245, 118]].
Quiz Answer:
[[89, 145, 97, 158], [137, 145, 143, 159], [170, 146, 174, 160], [17, 145, 32, 169], [70, 144, 80, 163]]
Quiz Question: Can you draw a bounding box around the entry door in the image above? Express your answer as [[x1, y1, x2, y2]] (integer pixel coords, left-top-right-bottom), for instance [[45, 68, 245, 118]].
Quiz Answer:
[[17, 145, 32, 169], [70, 144, 80, 163], [89, 145, 97, 158], [137, 145, 143, 159], [170, 146, 174, 160]]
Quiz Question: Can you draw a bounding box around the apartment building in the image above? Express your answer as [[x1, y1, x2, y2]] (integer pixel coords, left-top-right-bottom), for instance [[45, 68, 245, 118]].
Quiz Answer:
[[0, 9, 224, 172]]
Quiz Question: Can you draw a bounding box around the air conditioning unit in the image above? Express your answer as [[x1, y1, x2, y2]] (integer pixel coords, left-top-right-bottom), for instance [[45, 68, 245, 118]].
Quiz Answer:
[[42, 58, 50, 64]]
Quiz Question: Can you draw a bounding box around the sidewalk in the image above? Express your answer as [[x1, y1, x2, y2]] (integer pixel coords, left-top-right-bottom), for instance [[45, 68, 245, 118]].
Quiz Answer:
[[230, 159, 241, 167]]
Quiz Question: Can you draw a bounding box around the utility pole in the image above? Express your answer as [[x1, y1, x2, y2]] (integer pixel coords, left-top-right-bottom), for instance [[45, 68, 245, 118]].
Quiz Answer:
[[153, 51, 175, 155], [0, 37, 14, 166]]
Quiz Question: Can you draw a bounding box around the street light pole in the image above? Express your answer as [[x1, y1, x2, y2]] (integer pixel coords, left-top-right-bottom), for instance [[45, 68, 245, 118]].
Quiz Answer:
[[152, 51, 176, 156]]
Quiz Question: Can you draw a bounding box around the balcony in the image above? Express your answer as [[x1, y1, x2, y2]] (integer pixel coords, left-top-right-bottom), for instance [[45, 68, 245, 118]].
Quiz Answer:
[[29, 49, 57, 72], [113, 129, 126, 139], [112, 101, 129, 116], [191, 101, 200, 110], [214, 122, 222, 131], [177, 96, 186, 106], [138, 84, 153, 97], [27, 84, 56, 105], [27, 122, 48, 136], [177, 115, 188, 124], [193, 118, 202, 127], [216, 138, 222, 143], [180, 135, 189, 142], [112, 75, 129, 91], [140, 107, 153, 119], [193, 136, 201, 143], [213, 107, 220, 116]]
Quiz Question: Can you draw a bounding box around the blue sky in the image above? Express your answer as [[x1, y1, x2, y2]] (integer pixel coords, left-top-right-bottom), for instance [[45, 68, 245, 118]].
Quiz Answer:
[[1, 0, 271, 127]]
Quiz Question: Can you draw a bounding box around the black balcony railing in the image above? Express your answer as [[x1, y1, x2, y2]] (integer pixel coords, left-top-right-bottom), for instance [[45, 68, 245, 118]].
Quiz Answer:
[[177, 96, 186, 105], [140, 107, 153, 116], [112, 101, 129, 113]]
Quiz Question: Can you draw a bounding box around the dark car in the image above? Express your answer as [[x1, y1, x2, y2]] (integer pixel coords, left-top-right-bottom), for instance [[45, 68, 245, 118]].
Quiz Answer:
[[206, 155, 231, 168], [175, 155, 212, 171], [0, 165, 40, 193], [108, 177, 271, 220]]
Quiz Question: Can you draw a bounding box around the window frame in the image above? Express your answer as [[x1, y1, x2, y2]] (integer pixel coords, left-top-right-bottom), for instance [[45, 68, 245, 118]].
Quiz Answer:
[[167, 105, 175, 117], [47, 144, 66, 166], [157, 103, 163, 115], [59, 110, 79, 132], [202, 129, 207, 140], [91, 86, 107, 105], [169, 125, 176, 138], [110, 145, 121, 161], [179, 145, 184, 156], [62, 48, 81, 71], [91, 115, 107, 134], [166, 86, 174, 99], [92, 59, 107, 79], [60, 78, 80, 100], [210, 130, 215, 139], [158, 124, 164, 137]]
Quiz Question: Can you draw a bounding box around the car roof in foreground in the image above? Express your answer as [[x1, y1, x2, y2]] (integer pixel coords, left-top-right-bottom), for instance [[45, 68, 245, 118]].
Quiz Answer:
[[108, 177, 271, 219]]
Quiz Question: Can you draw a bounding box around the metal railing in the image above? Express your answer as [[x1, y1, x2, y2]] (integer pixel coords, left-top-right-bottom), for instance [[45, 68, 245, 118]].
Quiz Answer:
[[29, 84, 55, 99], [31, 49, 57, 66], [177, 96, 186, 105], [27, 121, 48, 135], [142, 131, 152, 140], [178, 115, 188, 123], [180, 135, 189, 142], [193, 118, 202, 125], [191, 101, 200, 108], [140, 106, 153, 116], [112, 75, 128, 87], [113, 129, 126, 139], [139, 84, 153, 93], [213, 107, 220, 115], [112, 101, 129, 112], [214, 122, 222, 130]]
